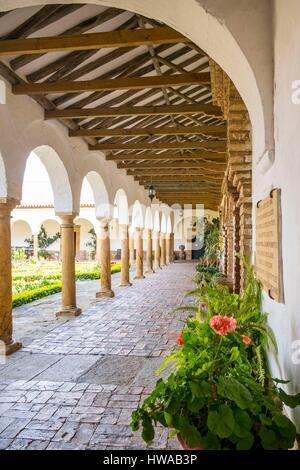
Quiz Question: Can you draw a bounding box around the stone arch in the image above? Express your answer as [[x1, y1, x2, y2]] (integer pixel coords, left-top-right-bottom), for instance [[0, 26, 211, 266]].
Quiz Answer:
[[22, 145, 73, 214], [80, 171, 110, 220], [2, 0, 272, 163], [113, 188, 129, 225], [11, 220, 32, 247], [131, 200, 144, 229]]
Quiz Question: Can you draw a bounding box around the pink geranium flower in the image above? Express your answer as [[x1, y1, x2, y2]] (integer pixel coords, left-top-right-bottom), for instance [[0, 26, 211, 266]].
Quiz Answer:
[[242, 335, 252, 345], [210, 315, 237, 336], [177, 333, 184, 346]]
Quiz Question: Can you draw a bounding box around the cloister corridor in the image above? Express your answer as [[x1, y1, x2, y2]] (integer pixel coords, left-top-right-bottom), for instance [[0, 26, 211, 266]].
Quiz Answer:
[[0, 261, 195, 450]]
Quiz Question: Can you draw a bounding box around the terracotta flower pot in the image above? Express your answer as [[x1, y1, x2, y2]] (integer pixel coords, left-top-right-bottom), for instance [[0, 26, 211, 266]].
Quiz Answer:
[[177, 433, 203, 450]]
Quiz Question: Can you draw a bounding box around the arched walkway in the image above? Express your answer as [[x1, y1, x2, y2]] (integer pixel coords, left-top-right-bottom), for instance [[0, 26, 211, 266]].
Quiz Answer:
[[0, 261, 196, 450]]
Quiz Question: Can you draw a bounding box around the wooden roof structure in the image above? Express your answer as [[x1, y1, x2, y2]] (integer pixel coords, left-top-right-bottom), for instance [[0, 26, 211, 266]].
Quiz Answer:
[[0, 4, 226, 210]]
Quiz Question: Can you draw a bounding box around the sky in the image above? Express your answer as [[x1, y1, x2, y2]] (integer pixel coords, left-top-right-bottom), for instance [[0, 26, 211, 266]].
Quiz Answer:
[[21, 152, 94, 205]]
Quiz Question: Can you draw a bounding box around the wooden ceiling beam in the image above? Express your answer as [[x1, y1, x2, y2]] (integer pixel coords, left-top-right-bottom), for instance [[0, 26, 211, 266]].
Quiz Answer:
[[134, 175, 221, 182], [127, 168, 224, 176], [13, 72, 210, 95], [0, 26, 190, 56], [69, 124, 226, 138], [89, 139, 225, 151], [106, 151, 226, 161], [117, 161, 226, 169], [45, 103, 222, 120]]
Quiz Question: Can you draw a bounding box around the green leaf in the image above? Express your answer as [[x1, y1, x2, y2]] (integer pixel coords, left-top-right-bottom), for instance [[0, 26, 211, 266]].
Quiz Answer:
[[229, 347, 240, 361], [164, 411, 173, 426], [278, 388, 300, 408], [201, 432, 221, 450], [272, 377, 290, 384], [188, 397, 205, 413], [190, 380, 211, 398], [141, 417, 155, 444], [236, 433, 254, 450], [259, 427, 278, 450], [218, 377, 253, 409], [175, 416, 202, 448], [166, 395, 180, 414], [259, 413, 272, 426], [273, 412, 292, 429], [233, 409, 252, 438], [207, 405, 235, 438], [155, 352, 181, 376]]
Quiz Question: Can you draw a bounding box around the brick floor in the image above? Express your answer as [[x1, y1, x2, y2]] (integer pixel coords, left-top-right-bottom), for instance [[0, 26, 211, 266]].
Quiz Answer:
[[0, 261, 196, 450]]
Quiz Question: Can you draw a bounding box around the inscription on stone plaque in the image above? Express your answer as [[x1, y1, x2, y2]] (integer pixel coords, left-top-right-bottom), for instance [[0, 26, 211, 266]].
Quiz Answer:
[[255, 188, 284, 303]]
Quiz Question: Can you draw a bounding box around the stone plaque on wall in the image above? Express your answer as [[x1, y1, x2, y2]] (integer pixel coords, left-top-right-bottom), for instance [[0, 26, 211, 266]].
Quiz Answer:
[[255, 188, 284, 303]]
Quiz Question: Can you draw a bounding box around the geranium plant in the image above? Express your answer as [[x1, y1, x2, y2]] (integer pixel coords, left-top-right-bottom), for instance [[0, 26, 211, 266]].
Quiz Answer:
[[131, 261, 300, 450]]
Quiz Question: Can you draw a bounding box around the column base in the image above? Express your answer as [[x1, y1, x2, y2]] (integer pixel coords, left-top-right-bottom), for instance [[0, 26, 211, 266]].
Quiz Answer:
[[56, 307, 82, 317], [145, 269, 155, 274], [3, 341, 22, 356], [96, 289, 115, 298], [119, 282, 132, 287], [134, 275, 145, 280]]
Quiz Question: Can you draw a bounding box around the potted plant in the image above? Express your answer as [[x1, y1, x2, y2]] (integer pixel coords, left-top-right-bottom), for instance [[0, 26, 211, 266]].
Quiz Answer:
[[131, 262, 300, 450], [178, 245, 186, 260]]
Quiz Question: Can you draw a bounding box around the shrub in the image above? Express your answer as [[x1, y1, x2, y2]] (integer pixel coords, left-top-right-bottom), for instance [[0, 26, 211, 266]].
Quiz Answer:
[[13, 283, 62, 308]]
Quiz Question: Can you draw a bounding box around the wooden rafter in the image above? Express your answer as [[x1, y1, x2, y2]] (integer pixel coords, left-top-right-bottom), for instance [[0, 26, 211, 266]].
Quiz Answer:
[[0, 26, 190, 56], [13, 73, 210, 95], [106, 151, 226, 161], [69, 124, 226, 138], [117, 161, 226, 169], [45, 103, 222, 120], [89, 140, 225, 151]]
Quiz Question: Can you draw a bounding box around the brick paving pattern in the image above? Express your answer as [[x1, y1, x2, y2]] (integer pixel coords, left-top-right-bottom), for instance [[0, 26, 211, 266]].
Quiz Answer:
[[0, 262, 196, 450]]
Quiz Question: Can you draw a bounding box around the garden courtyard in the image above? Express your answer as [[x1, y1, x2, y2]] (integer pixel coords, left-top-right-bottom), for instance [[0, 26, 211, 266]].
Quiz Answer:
[[0, 261, 194, 450]]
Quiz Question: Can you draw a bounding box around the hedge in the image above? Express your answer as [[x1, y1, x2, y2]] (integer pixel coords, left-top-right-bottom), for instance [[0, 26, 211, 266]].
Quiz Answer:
[[12, 264, 122, 282], [12, 264, 122, 308], [13, 283, 62, 308]]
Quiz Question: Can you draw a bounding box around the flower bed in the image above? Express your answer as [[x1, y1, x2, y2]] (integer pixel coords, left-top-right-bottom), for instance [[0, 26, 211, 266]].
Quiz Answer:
[[12, 261, 121, 308]]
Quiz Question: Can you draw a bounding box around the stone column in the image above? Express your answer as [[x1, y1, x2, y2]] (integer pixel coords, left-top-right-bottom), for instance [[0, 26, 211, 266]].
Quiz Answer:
[[0, 199, 22, 355], [145, 228, 154, 274], [134, 227, 145, 279], [166, 233, 171, 265], [120, 224, 132, 287], [154, 231, 161, 270], [56, 214, 81, 317], [170, 233, 175, 262], [160, 232, 166, 267], [129, 231, 135, 266], [233, 205, 241, 293], [33, 233, 39, 258], [96, 219, 114, 298]]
